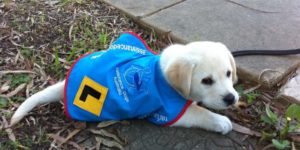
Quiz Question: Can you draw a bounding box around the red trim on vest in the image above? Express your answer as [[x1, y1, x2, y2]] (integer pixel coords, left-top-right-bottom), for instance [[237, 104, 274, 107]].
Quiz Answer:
[[163, 100, 193, 126], [64, 52, 93, 120], [123, 31, 158, 55]]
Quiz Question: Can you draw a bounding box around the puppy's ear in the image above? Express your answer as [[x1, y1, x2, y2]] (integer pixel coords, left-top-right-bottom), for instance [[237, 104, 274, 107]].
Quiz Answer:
[[227, 51, 238, 84], [165, 57, 196, 98]]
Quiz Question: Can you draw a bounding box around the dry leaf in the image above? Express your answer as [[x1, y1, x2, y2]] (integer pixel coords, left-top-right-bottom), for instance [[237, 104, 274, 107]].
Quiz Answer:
[[2, 116, 16, 142], [97, 120, 119, 128], [232, 122, 261, 137], [243, 84, 261, 94], [58, 128, 81, 146], [73, 122, 86, 129], [0, 80, 10, 93], [95, 136, 124, 150], [49, 133, 84, 150], [90, 129, 124, 145], [5, 83, 26, 98]]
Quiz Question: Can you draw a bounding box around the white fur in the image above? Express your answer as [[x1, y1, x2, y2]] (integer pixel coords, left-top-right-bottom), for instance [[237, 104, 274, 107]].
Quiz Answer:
[[160, 41, 238, 134], [10, 41, 239, 134], [173, 103, 232, 134], [10, 81, 65, 126]]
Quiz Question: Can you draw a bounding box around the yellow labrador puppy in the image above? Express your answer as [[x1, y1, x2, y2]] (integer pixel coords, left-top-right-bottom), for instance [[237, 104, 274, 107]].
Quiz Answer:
[[10, 35, 238, 135]]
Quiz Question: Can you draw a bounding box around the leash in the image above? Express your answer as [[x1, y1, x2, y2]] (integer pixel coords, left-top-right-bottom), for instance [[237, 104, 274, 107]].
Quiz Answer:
[[232, 48, 300, 57]]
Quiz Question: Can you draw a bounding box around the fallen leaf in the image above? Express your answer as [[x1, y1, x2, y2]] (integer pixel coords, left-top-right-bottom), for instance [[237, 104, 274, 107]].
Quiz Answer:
[[289, 134, 300, 143], [232, 122, 261, 137], [2, 116, 16, 142], [0, 70, 36, 76], [5, 83, 27, 98], [243, 84, 261, 95], [73, 121, 86, 129], [95, 136, 124, 150], [25, 80, 33, 98], [97, 120, 119, 128], [95, 136, 102, 150], [90, 129, 124, 145], [0, 80, 11, 93], [58, 128, 81, 146], [291, 142, 296, 150], [49, 133, 84, 150], [45, 0, 59, 6]]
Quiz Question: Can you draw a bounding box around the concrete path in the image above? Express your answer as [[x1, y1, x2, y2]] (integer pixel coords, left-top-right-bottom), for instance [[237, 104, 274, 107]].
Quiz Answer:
[[113, 120, 255, 149], [103, 0, 300, 89]]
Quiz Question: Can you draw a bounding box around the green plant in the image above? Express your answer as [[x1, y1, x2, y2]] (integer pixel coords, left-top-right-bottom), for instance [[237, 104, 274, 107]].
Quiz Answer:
[[245, 91, 260, 104], [0, 140, 30, 150], [6, 74, 31, 88], [60, 0, 83, 6], [39, 14, 45, 23], [146, 32, 160, 53], [261, 105, 278, 125], [11, 96, 26, 103], [260, 104, 300, 149], [66, 46, 77, 64], [20, 47, 33, 59], [50, 48, 64, 78], [285, 104, 300, 122], [98, 32, 108, 50], [235, 85, 260, 104], [0, 97, 8, 108], [64, 17, 110, 61], [272, 139, 290, 150], [235, 84, 244, 95]]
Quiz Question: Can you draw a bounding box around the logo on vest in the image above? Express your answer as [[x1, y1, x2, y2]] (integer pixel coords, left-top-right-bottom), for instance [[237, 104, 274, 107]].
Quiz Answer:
[[73, 76, 108, 116], [123, 65, 151, 93]]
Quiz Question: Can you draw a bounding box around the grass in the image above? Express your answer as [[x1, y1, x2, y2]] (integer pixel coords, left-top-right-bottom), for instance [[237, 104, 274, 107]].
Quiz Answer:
[[60, 0, 84, 6], [5, 74, 31, 89], [48, 14, 110, 78], [0, 97, 8, 109], [50, 47, 64, 78], [20, 47, 33, 59]]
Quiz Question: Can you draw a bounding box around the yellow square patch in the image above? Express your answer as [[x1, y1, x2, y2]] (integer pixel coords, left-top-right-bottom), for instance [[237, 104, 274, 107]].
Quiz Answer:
[[73, 76, 108, 116]]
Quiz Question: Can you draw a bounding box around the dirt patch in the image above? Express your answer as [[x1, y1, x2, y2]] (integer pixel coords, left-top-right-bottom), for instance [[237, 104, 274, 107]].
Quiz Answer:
[[0, 0, 170, 149]]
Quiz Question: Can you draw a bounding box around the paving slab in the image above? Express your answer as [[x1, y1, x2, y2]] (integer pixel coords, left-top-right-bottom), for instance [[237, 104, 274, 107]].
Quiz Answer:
[[102, 0, 184, 18], [277, 67, 300, 105], [109, 120, 255, 149], [229, 0, 300, 13], [104, 0, 300, 88]]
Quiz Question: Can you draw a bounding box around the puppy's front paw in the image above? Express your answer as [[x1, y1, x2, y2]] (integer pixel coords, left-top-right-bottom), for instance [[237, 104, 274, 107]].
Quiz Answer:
[[212, 115, 232, 134]]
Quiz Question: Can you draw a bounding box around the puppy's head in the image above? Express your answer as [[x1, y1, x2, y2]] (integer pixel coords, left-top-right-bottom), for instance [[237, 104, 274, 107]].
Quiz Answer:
[[163, 41, 239, 110]]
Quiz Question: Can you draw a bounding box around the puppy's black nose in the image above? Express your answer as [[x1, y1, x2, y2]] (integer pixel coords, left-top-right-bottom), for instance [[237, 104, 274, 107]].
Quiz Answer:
[[223, 93, 235, 106]]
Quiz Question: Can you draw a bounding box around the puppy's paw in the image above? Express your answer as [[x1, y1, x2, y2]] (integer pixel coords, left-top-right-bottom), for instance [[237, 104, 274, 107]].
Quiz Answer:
[[212, 115, 232, 134]]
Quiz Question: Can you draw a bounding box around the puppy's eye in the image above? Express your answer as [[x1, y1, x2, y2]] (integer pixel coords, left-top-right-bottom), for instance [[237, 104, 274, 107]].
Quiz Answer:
[[202, 77, 214, 85], [226, 71, 231, 77]]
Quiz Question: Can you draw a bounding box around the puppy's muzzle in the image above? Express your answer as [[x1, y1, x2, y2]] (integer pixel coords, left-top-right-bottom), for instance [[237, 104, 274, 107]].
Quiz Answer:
[[223, 93, 235, 106]]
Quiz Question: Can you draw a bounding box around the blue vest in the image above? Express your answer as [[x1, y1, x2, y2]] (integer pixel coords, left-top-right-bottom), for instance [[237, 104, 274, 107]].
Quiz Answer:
[[64, 32, 192, 126]]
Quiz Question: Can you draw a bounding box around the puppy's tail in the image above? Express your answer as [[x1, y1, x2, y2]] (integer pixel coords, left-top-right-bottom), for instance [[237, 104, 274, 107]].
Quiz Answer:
[[10, 80, 65, 126]]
